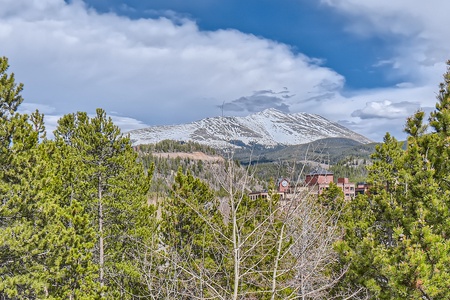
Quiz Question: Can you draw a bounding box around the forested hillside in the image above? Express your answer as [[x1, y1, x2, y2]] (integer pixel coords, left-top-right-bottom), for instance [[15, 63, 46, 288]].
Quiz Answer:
[[135, 137, 375, 191], [233, 137, 376, 184], [137, 140, 263, 200]]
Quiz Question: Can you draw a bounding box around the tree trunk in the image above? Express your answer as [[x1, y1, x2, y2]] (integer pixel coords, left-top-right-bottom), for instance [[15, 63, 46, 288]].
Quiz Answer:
[[98, 176, 104, 295], [271, 223, 285, 300], [230, 175, 240, 300]]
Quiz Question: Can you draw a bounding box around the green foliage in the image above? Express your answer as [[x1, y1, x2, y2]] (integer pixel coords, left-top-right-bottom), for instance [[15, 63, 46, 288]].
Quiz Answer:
[[54, 108, 153, 298], [0, 55, 349, 299], [318, 182, 345, 216], [0, 56, 23, 118], [0, 55, 155, 298], [159, 168, 226, 298], [0, 57, 99, 298], [139, 139, 217, 155], [0, 56, 37, 173], [330, 156, 369, 183], [138, 142, 226, 200], [0, 141, 100, 298], [335, 61, 450, 299]]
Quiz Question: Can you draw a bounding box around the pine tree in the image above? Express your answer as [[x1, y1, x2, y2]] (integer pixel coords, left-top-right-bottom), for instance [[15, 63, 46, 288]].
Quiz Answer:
[[0, 56, 29, 174], [0, 56, 100, 298], [335, 61, 450, 299], [0, 141, 100, 298], [54, 109, 153, 298], [158, 168, 226, 298]]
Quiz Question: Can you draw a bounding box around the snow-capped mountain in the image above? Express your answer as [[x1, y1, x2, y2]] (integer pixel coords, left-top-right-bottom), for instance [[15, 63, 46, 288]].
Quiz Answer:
[[127, 108, 372, 148]]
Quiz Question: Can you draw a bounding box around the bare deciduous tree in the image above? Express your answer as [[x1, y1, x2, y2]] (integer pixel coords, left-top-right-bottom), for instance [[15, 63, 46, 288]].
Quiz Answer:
[[134, 148, 367, 299]]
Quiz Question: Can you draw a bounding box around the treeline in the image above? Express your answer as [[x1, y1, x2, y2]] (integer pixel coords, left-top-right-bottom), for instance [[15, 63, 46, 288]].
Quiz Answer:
[[138, 147, 263, 202], [138, 142, 215, 178], [138, 139, 217, 155], [330, 156, 369, 183], [138, 141, 223, 199], [138, 139, 371, 189], [140, 152, 218, 200]]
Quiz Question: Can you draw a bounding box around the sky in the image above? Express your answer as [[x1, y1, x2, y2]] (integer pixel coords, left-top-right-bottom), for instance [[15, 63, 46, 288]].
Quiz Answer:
[[1, 0, 449, 142]]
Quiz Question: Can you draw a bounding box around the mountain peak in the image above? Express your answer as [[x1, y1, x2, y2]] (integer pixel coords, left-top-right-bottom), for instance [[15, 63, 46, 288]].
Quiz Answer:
[[256, 108, 287, 116], [128, 110, 372, 148], [261, 107, 285, 113]]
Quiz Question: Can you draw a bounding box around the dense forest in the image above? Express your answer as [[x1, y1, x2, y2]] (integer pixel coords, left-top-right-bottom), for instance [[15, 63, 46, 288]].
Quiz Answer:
[[1, 55, 450, 299], [138, 139, 372, 191]]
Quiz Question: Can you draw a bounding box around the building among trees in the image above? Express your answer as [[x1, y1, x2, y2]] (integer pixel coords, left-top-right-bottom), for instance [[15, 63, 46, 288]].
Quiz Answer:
[[250, 168, 357, 201]]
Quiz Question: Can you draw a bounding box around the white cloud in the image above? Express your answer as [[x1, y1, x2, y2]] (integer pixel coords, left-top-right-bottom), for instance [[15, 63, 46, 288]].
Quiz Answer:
[[109, 115, 150, 132], [41, 111, 150, 139], [0, 0, 344, 133], [19, 103, 56, 115], [321, 0, 449, 84], [351, 100, 420, 120], [317, 0, 449, 140], [0, 0, 447, 143]]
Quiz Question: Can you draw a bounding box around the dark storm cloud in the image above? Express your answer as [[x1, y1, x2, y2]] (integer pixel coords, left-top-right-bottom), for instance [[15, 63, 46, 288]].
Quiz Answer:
[[303, 92, 336, 102], [221, 90, 292, 113]]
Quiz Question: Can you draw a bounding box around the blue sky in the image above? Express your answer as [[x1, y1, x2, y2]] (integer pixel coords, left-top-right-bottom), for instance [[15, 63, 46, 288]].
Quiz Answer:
[[1, 0, 449, 141], [87, 0, 396, 89]]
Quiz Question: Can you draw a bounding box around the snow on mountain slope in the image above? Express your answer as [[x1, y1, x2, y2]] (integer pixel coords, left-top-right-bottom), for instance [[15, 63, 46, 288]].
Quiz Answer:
[[127, 108, 372, 148]]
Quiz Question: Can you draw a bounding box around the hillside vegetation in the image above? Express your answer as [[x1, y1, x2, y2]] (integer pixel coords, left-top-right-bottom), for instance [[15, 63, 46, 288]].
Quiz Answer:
[[136, 136, 376, 193], [231, 137, 377, 183]]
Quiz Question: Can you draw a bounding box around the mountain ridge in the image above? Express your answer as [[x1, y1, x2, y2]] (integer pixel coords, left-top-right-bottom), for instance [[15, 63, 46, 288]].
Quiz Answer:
[[128, 108, 372, 148]]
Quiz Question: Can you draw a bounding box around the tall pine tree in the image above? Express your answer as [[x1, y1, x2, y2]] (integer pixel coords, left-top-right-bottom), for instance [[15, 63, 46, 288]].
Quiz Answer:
[[0, 56, 99, 298], [54, 109, 153, 298], [335, 61, 450, 299], [158, 168, 226, 298]]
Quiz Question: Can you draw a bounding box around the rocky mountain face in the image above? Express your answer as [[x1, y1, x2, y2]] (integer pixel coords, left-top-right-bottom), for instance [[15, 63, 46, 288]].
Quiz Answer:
[[128, 108, 372, 149]]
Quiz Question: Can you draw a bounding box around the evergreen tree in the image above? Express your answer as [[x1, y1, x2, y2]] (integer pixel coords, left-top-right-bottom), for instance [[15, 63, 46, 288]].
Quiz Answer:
[[318, 181, 345, 218], [0, 141, 100, 298], [158, 168, 226, 298], [335, 61, 450, 299], [54, 109, 153, 298], [0, 56, 99, 298], [0, 56, 29, 175]]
